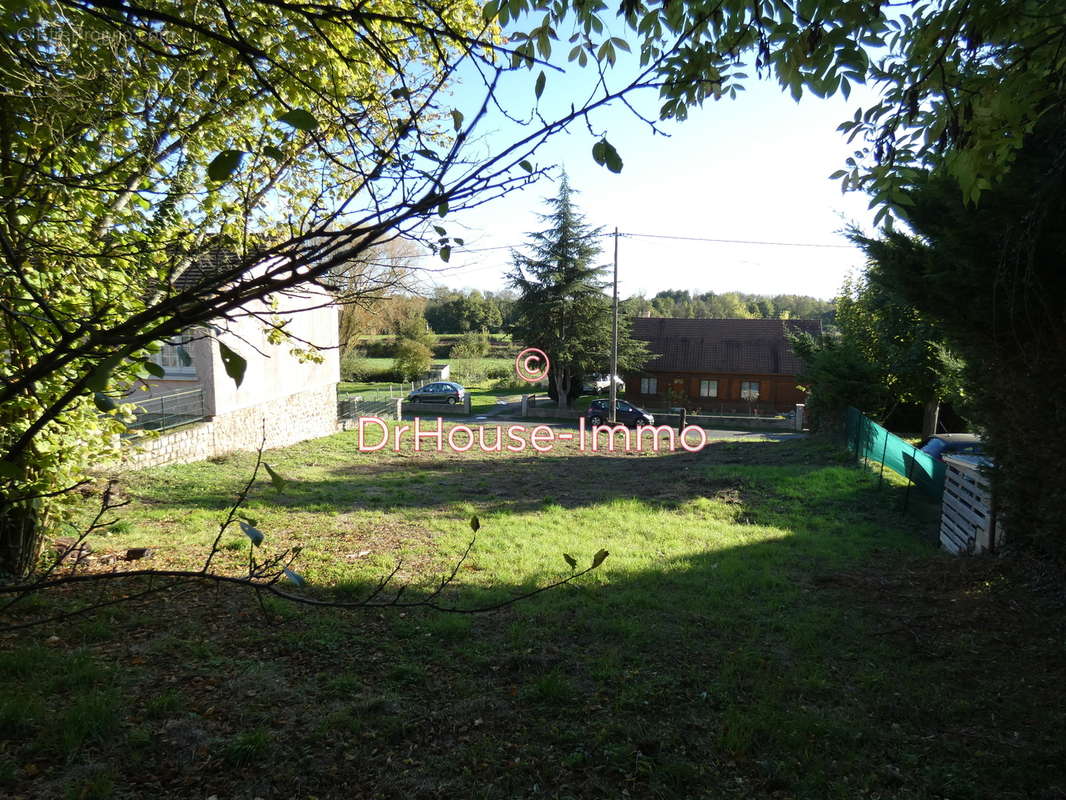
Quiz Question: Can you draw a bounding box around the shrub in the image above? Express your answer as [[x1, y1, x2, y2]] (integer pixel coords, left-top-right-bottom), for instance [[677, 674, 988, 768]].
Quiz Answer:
[[451, 360, 486, 385], [394, 339, 432, 381], [450, 331, 490, 360]]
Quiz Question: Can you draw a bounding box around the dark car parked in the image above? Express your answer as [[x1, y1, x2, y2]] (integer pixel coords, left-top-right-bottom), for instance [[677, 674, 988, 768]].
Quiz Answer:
[[407, 381, 466, 405], [585, 398, 655, 428]]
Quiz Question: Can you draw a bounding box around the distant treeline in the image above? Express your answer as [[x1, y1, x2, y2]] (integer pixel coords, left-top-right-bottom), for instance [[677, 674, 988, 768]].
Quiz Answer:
[[343, 287, 834, 344], [623, 290, 834, 321]]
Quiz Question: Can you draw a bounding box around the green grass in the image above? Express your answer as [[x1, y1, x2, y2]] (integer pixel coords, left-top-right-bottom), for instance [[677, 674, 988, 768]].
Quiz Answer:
[[2, 431, 1063, 798]]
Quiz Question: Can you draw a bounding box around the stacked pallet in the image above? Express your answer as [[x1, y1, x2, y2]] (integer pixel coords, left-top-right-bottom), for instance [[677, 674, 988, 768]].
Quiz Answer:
[[939, 454, 1001, 554]]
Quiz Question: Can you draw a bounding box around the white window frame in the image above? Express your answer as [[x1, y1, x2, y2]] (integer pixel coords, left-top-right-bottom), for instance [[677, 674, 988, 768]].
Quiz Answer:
[[151, 331, 197, 378], [640, 377, 657, 395], [699, 379, 718, 398]]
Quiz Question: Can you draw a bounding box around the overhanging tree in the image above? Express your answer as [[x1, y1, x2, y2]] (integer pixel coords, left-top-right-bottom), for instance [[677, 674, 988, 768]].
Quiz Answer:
[[0, 0, 690, 576], [508, 176, 647, 408]]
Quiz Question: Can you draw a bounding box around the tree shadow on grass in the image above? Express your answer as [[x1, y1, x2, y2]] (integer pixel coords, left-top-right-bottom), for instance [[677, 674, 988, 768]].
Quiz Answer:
[[300, 524, 1062, 800], [7, 440, 1060, 800]]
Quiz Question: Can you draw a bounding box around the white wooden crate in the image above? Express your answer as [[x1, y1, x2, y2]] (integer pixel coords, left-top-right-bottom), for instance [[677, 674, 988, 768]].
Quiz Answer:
[[939, 454, 1001, 554]]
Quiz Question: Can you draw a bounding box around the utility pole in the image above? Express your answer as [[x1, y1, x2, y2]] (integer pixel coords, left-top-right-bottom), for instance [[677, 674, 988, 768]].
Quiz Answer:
[[609, 227, 619, 424]]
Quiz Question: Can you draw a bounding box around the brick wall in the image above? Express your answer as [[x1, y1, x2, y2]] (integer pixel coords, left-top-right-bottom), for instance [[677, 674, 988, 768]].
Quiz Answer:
[[118, 385, 338, 469]]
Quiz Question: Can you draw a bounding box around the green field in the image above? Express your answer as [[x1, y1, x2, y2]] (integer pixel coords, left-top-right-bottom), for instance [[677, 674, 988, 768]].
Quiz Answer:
[[2, 431, 1063, 799]]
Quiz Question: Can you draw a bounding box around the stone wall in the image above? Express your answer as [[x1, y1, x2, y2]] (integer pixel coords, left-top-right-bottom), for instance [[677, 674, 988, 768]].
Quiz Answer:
[[118, 384, 338, 469]]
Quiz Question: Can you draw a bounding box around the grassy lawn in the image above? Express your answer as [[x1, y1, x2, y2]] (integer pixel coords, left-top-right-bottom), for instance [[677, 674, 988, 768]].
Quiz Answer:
[[2, 431, 1064, 799]]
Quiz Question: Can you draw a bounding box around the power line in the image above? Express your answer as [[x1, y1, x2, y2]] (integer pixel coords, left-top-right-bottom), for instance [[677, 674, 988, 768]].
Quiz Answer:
[[406, 228, 853, 261], [619, 231, 853, 249]]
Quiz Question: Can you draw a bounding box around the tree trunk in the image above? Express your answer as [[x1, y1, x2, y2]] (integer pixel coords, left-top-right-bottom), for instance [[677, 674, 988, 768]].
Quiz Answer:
[[0, 502, 46, 579], [554, 369, 570, 410], [921, 398, 941, 441]]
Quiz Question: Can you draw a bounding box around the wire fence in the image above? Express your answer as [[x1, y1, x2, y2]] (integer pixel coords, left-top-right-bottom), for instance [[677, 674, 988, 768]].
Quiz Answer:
[[337, 395, 399, 421], [844, 406, 946, 498], [126, 388, 206, 435]]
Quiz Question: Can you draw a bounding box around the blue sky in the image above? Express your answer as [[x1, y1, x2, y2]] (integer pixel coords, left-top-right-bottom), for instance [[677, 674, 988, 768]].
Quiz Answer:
[[410, 40, 884, 301]]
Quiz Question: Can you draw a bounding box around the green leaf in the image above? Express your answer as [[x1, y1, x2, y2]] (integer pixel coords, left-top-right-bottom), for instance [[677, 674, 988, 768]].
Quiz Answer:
[[263, 145, 285, 162], [450, 109, 464, 132], [276, 108, 318, 131], [207, 150, 246, 182], [141, 360, 166, 379], [519, 160, 533, 173], [283, 568, 305, 587], [563, 553, 577, 570], [481, 0, 498, 22], [0, 461, 22, 479], [238, 514, 258, 527], [600, 139, 623, 173], [218, 342, 247, 388], [534, 70, 546, 99], [437, 200, 448, 218], [390, 87, 410, 100], [433, 225, 447, 237], [85, 354, 123, 392], [240, 520, 264, 547], [439, 246, 451, 263], [263, 463, 288, 494], [93, 392, 116, 412], [591, 140, 607, 166], [591, 548, 609, 568], [454, 237, 465, 247], [176, 345, 193, 367], [470, 515, 480, 533]]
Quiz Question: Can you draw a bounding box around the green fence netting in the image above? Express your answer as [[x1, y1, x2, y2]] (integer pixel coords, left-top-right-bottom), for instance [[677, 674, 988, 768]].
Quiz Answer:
[[845, 407, 945, 498]]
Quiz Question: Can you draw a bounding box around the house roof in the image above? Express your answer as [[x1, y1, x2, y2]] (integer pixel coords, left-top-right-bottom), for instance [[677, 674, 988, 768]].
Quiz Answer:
[[630, 317, 822, 375], [171, 248, 244, 291]]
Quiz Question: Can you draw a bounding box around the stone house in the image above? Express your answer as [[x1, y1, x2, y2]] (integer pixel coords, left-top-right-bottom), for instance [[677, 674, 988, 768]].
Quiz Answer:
[[124, 251, 340, 466]]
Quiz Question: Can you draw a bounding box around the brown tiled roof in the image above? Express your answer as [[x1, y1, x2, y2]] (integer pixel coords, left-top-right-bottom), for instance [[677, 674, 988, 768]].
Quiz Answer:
[[631, 317, 822, 375], [171, 248, 244, 291]]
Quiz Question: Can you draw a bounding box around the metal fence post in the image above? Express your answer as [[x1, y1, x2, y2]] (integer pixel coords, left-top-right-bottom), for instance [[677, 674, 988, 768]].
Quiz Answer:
[[902, 447, 917, 512], [878, 432, 889, 489], [159, 393, 166, 432]]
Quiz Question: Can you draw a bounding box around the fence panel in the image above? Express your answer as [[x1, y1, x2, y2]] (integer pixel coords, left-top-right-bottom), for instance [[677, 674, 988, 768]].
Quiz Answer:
[[338, 396, 397, 421], [845, 407, 945, 498], [127, 388, 206, 434]]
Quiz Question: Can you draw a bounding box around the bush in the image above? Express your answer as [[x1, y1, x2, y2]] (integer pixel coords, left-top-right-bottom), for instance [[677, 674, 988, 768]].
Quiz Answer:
[[450, 331, 490, 360], [451, 360, 486, 385], [340, 347, 368, 381], [394, 339, 432, 381]]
